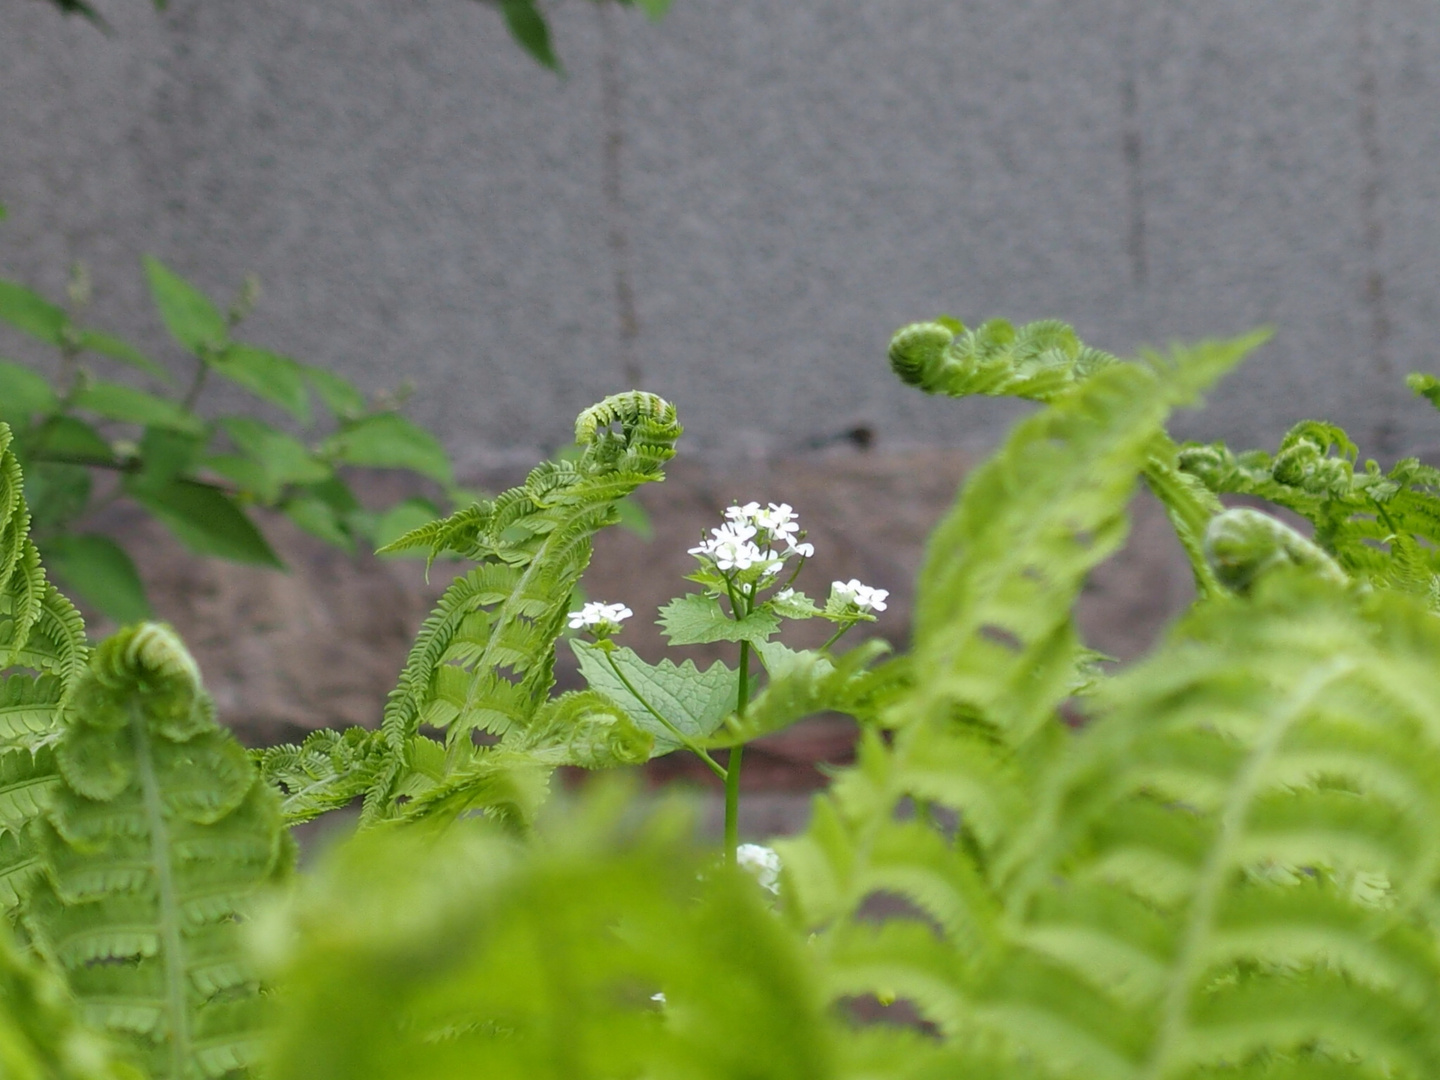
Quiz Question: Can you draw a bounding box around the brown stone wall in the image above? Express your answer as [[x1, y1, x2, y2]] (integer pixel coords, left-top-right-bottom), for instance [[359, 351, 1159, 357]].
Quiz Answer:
[[114, 447, 1196, 794]]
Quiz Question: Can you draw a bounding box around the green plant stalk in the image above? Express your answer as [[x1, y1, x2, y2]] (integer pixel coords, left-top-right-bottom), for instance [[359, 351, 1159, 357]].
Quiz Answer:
[[602, 651, 726, 780], [724, 631, 751, 862]]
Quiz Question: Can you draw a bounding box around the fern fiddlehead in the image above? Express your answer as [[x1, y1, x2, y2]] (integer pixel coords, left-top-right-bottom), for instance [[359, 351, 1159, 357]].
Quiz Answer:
[[890, 318, 1270, 598], [25, 622, 291, 1080], [360, 392, 680, 823]]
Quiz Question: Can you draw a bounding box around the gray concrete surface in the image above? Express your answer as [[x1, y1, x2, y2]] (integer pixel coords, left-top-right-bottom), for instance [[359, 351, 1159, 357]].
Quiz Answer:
[[4, 0, 1440, 466]]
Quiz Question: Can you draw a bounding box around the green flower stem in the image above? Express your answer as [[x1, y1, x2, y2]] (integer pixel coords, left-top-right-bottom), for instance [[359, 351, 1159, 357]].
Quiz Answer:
[[725, 637, 751, 862], [819, 621, 856, 653], [602, 651, 727, 781]]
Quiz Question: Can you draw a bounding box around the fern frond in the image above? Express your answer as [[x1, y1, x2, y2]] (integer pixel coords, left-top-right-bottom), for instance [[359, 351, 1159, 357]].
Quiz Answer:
[[891, 323, 1268, 597], [782, 340, 1247, 1049], [25, 623, 291, 1080], [1177, 410, 1440, 606], [258, 726, 388, 825], [0, 915, 126, 1079], [264, 786, 836, 1080], [960, 573, 1440, 1079], [367, 393, 681, 823], [889, 317, 1119, 403]]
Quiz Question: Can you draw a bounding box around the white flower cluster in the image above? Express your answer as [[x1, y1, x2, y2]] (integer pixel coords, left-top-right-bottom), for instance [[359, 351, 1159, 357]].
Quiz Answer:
[[689, 502, 813, 574], [735, 843, 782, 895], [567, 601, 633, 635], [830, 578, 888, 613]]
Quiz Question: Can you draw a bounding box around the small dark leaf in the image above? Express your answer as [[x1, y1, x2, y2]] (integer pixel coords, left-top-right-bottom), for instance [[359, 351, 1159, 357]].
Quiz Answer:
[[23, 463, 91, 532], [283, 495, 353, 549], [305, 366, 367, 419], [501, 0, 560, 70], [32, 417, 113, 463], [76, 329, 172, 383]]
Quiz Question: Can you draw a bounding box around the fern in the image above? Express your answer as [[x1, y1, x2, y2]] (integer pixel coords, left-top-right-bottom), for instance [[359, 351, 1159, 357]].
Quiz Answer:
[[0, 917, 126, 1080], [1177, 407, 1440, 606], [0, 421, 89, 925], [262, 784, 839, 1080], [361, 392, 680, 822], [780, 337, 1252, 1044], [24, 623, 291, 1080], [890, 318, 1269, 597]]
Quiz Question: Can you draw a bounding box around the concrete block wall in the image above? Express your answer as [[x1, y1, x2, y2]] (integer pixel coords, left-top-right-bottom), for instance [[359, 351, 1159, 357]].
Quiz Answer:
[[3, 0, 1439, 747], [3, 0, 1439, 463]]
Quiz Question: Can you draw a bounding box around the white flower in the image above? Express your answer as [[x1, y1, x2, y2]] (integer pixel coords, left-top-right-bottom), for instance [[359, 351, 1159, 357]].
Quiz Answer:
[[650, 991, 667, 1006], [568, 601, 634, 633], [724, 502, 762, 526], [736, 843, 782, 895], [830, 579, 888, 613], [786, 539, 814, 558], [752, 502, 800, 538], [775, 587, 795, 603], [689, 523, 774, 571]]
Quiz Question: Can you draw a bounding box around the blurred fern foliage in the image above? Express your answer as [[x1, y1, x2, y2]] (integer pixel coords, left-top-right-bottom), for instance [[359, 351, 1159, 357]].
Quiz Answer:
[[8, 309, 1440, 1078]]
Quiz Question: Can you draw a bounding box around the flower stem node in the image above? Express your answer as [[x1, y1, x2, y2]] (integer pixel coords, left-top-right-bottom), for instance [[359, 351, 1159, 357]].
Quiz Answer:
[[568, 601, 633, 641]]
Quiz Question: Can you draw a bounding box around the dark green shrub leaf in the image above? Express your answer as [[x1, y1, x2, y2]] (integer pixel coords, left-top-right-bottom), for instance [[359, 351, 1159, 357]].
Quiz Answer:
[[40, 535, 152, 624], [73, 381, 204, 434], [324, 413, 453, 485], [23, 464, 91, 532], [500, 0, 558, 70], [0, 360, 59, 425], [142, 255, 227, 355], [126, 478, 284, 567], [0, 280, 66, 345], [282, 495, 353, 549], [31, 416, 112, 463], [304, 366, 366, 419], [212, 344, 311, 421], [219, 417, 330, 499], [76, 328, 172, 382]]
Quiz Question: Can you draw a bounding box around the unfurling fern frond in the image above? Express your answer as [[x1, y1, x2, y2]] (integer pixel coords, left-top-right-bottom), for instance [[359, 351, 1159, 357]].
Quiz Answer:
[[890, 320, 1269, 596], [959, 573, 1440, 1078], [781, 340, 1247, 1037], [363, 392, 681, 823], [889, 317, 1120, 402], [0, 421, 87, 707], [0, 423, 88, 925], [1177, 413, 1440, 607], [257, 726, 389, 826], [25, 623, 291, 1080]]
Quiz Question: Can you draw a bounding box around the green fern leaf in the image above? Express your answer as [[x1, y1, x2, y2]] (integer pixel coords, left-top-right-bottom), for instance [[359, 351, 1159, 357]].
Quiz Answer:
[[25, 623, 291, 1080], [367, 393, 680, 823]]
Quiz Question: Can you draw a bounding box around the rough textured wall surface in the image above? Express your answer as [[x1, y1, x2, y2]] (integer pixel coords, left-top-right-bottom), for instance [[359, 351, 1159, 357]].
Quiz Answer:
[[3, 0, 1440, 464]]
